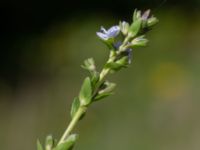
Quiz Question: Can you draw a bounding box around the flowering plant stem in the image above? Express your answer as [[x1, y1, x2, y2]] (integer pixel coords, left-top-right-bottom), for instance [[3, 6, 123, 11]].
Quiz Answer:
[[58, 106, 87, 145], [58, 50, 117, 145], [36, 9, 158, 150]]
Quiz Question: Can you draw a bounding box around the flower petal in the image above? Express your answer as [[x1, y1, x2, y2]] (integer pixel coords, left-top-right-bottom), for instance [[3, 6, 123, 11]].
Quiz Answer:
[[107, 26, 120, 37], [96, 32, 109, 40], [100, 26, 108, 34], [114, 41, 122, 49]]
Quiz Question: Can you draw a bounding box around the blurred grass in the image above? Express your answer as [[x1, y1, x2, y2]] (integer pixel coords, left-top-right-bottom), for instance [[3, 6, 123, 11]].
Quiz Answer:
[[0, 10, 200, 150]]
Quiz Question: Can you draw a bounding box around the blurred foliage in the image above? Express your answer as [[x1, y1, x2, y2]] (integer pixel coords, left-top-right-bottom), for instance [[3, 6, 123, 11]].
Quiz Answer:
[[0, 1, 200, 150]]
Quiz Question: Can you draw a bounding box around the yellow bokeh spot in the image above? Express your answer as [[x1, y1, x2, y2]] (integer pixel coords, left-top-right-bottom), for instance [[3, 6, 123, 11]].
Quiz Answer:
[[149, 62, 191, 101]]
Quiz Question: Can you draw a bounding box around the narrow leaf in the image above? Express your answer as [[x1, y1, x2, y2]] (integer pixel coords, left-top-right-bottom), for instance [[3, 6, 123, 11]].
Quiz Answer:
[[129, 19, 142, 37], [79, 77, 92, 106], [94, 93, 113, 101]]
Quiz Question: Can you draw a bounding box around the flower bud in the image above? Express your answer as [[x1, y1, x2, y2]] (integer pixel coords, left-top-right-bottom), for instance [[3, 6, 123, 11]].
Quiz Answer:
[[147, 17, 159, 27], [133, 9, 141, 22], [82, 58, 96, 72], [131, 35, 148, 47], [119, 21, 129, 35]]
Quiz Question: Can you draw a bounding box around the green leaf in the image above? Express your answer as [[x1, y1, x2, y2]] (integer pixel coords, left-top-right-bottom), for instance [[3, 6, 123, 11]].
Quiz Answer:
[[37, 140, 44, 150], [79, 77, 92, 106], [70, 97, 80, 119], [129, 19, 142, 37], [55, 134, 78, 150], [105, 57, 128, 71], [94, 92, 112, 101], [105, 62, 122, 71], [45, 135, 54, 150], [115, 56, 129, 66]]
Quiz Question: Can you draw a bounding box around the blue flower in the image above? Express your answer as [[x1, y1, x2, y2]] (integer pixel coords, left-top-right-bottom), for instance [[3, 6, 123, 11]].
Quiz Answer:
[[96, 26, 120, 40], [114, 41, 122, 50]]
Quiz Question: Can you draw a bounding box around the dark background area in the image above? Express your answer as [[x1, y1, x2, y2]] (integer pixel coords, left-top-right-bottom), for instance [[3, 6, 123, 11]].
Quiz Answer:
[[0, 0, 200, 88], [0, 1, 200, 150]]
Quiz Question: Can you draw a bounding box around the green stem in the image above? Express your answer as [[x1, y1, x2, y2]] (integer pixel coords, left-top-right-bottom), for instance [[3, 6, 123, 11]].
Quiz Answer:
[[57, 106, 87, 145], [57, 50, 118, 146]]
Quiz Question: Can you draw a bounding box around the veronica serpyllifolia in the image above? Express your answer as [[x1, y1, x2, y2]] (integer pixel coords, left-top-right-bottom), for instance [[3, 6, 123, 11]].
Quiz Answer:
[[37, 9, 158, 150]]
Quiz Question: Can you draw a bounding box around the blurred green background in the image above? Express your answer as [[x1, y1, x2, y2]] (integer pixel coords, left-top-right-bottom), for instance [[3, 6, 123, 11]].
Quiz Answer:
[[0, 0, 200, 150]]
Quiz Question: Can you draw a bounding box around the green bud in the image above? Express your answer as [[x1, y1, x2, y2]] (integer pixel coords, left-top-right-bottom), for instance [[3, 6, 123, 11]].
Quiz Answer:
[[82, 58, 100, 86], [119, 21, 129, 35], [45, 135, 54, 150], [133, 9, 141, 22], [141, 10, 150, 28], [81, 58, 96, 72], [141, 9, 150, 21], [131, 35, 148, 47], [147, 17, 159, 27]]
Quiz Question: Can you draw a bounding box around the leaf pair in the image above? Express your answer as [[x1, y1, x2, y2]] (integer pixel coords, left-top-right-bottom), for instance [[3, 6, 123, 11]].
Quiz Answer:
[[55, 134, 78, 150], [37, 135, 55, 150], [105, 56, 129, 71], [70, 77, 92, 119], [37, 134, 78, 150]]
